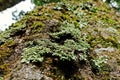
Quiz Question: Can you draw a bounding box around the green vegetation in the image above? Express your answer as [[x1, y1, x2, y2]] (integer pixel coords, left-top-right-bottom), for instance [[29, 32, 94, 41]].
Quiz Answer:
[[0, 0, 120, 79], [105, 0, 120, 12]]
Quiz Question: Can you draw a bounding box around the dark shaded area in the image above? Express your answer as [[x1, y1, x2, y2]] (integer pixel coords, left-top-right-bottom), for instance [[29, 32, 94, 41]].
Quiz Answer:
[[54, 60, 78, 79], [0, 0, 24, 11], [50, 33, 74, 44]]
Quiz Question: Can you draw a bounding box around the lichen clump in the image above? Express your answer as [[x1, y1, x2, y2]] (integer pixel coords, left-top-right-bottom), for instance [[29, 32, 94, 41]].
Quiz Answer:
[[21, 21, 90, 64]]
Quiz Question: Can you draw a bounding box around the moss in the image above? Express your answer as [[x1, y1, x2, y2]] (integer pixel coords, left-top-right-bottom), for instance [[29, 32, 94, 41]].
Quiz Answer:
[[0, 64, 10, 76], [0, 40, 15, 59], [0, 39, 16, 77], [30, 21, 45, 33], [1, 0, 120, 79]]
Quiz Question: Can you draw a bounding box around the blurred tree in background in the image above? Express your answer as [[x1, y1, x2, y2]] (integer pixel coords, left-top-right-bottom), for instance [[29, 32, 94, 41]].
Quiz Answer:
[[0, 0, 24, 11], [105, 0, 120, 11]]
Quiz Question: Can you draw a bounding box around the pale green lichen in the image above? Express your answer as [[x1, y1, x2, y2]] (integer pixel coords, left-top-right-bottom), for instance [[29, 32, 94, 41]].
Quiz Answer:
[[21, 21, 90, 64]]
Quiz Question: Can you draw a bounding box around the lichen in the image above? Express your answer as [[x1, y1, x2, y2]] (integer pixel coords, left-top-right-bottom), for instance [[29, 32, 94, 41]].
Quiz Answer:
[[21, 21, 90, 64], [1, 0, 120, 79]]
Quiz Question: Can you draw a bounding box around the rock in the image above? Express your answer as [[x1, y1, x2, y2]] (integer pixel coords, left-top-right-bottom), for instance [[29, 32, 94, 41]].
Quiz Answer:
[[7, 63, 53, 80]]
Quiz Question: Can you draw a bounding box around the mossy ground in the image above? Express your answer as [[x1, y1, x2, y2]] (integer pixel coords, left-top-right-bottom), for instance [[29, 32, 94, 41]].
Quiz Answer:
[[0, 0, 120, 80]]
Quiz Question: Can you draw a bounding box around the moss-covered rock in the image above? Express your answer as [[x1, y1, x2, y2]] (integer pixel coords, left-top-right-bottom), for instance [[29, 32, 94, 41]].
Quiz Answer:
[[0, 0, 120, 80]]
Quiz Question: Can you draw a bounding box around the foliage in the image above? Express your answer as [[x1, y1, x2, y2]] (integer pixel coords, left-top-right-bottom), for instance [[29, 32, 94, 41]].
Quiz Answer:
[[105, 0, 120, 11]]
